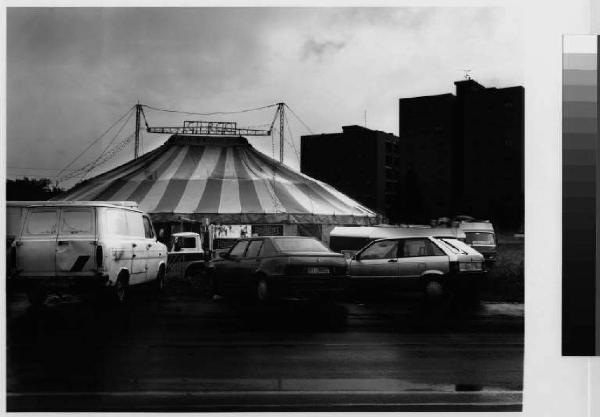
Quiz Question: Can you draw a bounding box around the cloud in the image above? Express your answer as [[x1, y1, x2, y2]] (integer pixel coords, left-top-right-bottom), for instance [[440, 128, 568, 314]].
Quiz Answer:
[[6, 7, 523, 182], [301, 38, 346, 61]]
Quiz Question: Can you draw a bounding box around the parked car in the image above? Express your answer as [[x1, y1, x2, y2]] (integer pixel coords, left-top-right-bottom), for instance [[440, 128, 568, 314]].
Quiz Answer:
[[165, 231, 212, 293], [457, 220, 497, 267], [211, 236, 242, 258], [347, 236, 485, 301], [329, 225, 466, 258], [9, 201, 167, 307], [208, 236, 348, 303], [167, 232, 207, 273]]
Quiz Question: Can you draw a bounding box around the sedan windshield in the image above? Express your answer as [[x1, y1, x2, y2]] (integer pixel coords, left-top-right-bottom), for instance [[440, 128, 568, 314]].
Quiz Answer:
[[272, 238, 331, 253]]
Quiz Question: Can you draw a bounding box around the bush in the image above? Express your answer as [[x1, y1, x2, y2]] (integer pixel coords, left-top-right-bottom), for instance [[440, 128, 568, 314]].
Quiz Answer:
[[482, 240, 524, 302]]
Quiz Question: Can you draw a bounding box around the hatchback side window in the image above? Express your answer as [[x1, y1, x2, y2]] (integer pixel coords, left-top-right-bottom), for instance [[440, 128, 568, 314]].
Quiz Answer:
[[229, 240, 249, 257], [360, 240, 399, 260], [427, 240, 446, 256], [24, 209, 58, 235], [245, 240, 263, 258], [143, 216, 155, 239], [60, 208, 94, 235], [401, 239, 431, 257]]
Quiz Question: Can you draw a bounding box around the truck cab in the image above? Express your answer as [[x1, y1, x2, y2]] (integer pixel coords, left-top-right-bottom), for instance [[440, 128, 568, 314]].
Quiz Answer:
[[169, 232, 204, 256], [166, 232, 208, 281]]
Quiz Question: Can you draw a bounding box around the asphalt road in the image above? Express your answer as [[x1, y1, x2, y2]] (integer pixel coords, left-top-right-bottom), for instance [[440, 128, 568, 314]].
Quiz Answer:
[[6, 284, 524, 412]]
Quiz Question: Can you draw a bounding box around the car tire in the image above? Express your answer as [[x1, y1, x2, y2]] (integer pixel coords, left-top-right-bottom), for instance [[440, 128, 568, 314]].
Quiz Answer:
[[256, 277, 269, 304], [27, 285, 47, 308], [113, 276, 129, 305], [156, 266, 166, 293], [424, 279, 444, 301], [204, 270, 216, 299]]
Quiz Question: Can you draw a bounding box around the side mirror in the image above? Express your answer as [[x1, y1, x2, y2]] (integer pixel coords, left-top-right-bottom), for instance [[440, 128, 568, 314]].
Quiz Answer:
[[352, 253, 359, 261], [174, 241, 182, 252]]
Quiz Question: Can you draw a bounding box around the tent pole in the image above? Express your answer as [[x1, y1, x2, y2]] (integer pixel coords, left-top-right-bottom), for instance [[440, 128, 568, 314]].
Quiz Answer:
[[134, 101, 141, 159], [279, 103, 284, 163]]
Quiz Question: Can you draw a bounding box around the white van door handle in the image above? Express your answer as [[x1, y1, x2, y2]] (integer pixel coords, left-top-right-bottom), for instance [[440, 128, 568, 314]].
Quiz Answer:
[[132, 243, 137, 248]]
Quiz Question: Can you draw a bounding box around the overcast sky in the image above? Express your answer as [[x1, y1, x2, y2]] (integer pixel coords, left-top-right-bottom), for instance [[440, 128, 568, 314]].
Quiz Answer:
[[6, 7, 524, 187]]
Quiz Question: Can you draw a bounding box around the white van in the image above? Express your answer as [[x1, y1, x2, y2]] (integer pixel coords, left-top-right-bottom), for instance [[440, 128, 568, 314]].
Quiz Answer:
[[10, 201, 167, 306], [458, 220, 497, 266]]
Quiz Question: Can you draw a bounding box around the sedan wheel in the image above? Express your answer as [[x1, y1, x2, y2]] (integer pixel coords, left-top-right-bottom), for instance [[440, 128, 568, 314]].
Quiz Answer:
[[257, 278, 269, 303], [115, 279, 128, 304]]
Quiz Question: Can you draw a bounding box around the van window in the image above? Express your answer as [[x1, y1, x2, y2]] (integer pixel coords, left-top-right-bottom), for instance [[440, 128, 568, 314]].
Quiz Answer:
[[143, 216, 155, 239], [125, 211, 145, 238], [465, 232, 495, 245], [106, 209, 128, 236], [60, 208, 94, 235], [24, 209, 58, 235]]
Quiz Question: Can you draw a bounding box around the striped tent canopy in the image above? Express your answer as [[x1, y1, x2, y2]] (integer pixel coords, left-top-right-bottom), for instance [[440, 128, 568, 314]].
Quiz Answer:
[[54, 135, 379, 225]]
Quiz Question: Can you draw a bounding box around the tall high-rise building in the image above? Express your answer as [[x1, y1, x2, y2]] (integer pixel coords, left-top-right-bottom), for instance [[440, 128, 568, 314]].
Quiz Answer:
[[399, 79, 524, 230], [301, 125, 400, 221]]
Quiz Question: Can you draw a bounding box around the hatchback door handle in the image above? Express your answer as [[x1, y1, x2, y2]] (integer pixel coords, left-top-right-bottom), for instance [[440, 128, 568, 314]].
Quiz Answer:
[[146, 244, 152, 249], [387, 259, 398, 263]]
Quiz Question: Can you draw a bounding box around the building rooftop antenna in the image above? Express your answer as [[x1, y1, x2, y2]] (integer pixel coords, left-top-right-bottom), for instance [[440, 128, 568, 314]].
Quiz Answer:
[[463, 69, 472, 80]]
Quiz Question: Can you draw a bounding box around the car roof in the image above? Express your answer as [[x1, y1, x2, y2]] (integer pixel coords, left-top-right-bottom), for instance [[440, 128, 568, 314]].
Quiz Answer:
[[21, 201, 143, 212], [372, 236, 436, 242], [236, 236, 318, 240], [459, 221, 494, 232], [330, 225, 465, 239], [172, 232, 200, 238]]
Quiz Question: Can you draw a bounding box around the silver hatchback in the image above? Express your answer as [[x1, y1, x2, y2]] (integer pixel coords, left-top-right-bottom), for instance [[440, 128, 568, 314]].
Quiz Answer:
[[347, 236, 485, 300]]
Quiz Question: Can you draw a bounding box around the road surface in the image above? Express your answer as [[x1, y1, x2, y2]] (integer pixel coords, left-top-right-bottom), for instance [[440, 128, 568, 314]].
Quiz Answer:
[[6, 285, 523, 412]]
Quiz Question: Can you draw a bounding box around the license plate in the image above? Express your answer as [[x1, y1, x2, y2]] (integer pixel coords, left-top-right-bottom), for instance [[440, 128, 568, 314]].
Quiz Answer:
[[307, 266, 329, 274]]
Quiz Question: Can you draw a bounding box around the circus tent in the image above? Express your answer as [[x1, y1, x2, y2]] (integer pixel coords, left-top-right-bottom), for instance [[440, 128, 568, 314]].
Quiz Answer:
[[53, 135, 380, 231]]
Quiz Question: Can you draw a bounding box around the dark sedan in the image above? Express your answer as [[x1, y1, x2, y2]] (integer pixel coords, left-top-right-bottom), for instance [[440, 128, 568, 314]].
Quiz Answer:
[[208, 236, 348, 303]]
